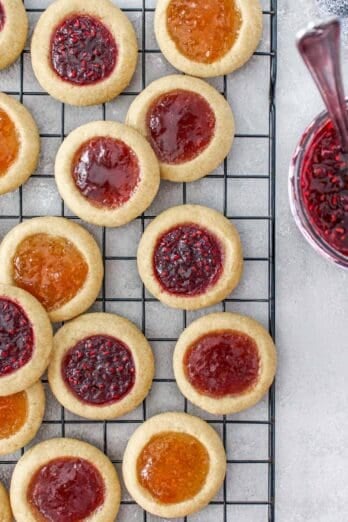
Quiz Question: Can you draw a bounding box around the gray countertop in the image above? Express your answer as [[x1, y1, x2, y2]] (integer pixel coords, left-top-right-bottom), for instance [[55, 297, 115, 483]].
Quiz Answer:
[[277, 1, 348, 520]]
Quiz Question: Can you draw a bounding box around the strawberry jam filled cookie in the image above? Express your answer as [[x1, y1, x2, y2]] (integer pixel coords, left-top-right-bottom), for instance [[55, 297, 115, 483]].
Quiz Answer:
[[0, 217, 103, 322], [0, 481, 12, 522], [174, 313, 277, 415], [155, 0, 263, 77], [48, 313, 154, 420], [10, 438, 120, 522], [0, 381, 45, 456], [31, 0, 137, 106], [0, 93, 40, 195], [137, 205, 243, 310], [55, 121, 160, 227], [126, 75, 234, 182], [0, 284, 52, 395], [123, 412, 226, 518], [0, 0, 28, 70]]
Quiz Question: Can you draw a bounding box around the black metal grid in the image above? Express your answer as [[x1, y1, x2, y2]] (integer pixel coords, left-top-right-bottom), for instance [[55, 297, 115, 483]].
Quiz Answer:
[[0, 0, 277, 520]]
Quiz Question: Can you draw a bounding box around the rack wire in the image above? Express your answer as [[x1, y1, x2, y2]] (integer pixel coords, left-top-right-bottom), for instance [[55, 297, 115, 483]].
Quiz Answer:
[[0, 0, 277, 520]]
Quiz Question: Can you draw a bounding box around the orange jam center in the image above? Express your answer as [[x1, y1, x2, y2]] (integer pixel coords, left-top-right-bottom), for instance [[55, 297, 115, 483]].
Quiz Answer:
[[13, 233, 89, 312], [137, 431, 209, 504], [167, 0, 242, 64], [0, 108, 19, 176], [0, 391, 28, 439]]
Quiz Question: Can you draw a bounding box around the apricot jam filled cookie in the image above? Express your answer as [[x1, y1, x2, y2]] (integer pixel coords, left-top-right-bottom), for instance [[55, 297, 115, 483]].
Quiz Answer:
[[0, 481, 12, 522], [31, 0, 137, 106], [0, 0, 28, 70], [0, 217, 103, 322], [126, 75, 234, 182], [0, 284, 52, 395], [174, 312, 277, 415], [123, 412, 226, 518], [137, 205, 243, 310], [48, 313, 154, 420], [155, 0, 263, 77], [10, 438, 120, 522], [0, 381, 45, 456], [0, 93, 40, 195], [55, 121, 160, 227]]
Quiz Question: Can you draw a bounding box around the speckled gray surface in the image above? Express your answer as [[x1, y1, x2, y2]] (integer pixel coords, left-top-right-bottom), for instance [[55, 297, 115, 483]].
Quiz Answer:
[[277, 1, 348, 521]]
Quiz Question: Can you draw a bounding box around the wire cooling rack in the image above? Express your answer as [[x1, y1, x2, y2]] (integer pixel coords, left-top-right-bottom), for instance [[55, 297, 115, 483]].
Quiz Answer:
[[0, 0, 277, 520]]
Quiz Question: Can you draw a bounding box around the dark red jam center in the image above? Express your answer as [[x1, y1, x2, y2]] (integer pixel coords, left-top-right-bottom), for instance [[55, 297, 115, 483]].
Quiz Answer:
[[0, 2, 5, 32], [0, 298, 34, 377], [72, 137, 140, 208], [28, 457, 105, 522], [62, 334, 136, 405], [184, 330, 260, 397], [146, 90, 216, 164], [50, 14, 117, 85], [301, 119, 348, 256], [153, 224, 223, 296]]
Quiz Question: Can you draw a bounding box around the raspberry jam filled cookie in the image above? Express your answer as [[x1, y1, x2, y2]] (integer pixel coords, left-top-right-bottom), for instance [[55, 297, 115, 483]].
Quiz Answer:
[[126, 75, 234, 182], [48, 313, 155, 420], [137, 205, 243, 310], [174, 312, 277, 415], [0, 481, 12, 522], [0, 93, 40, 195], [55, 121, 160, 227], [155, 0, 263, 77], [0, 0, 28, 70], [123, 412, 226, 518], [10, 438, 121, 522], [0, 381, 45, 456], [0, 217, 103, 322], [0, 284, 52, 395], [31, 0, 138, 106]]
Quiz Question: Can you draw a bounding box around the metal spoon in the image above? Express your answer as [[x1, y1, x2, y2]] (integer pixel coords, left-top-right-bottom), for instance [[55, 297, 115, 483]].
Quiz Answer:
[[297, 17, 348, 153]]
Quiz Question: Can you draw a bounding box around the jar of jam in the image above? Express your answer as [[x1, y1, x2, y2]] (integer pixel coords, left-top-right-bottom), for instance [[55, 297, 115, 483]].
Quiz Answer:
[[289, 105, 348, 269]]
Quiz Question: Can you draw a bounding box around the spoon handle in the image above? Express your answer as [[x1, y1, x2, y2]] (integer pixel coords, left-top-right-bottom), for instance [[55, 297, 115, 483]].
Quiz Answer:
[[297, 18, 348, 152]]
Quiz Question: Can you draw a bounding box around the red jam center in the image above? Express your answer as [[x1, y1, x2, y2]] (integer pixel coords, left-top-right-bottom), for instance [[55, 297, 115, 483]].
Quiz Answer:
[[301, 119, 348, 256], [28, 457, 105, 522], [153, 223, 223, 296], [146, 90, 216, 164], [62, 334, 136, 405], [184, 330, 260, 397], [0, 2, 5, 32], [0, 298, 34, 377], [72, 137, 140, 208], [50, 15, 117, 85]]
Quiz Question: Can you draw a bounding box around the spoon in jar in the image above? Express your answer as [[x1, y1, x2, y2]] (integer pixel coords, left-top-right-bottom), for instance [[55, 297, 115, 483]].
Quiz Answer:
[[297, 17, 348, 155]]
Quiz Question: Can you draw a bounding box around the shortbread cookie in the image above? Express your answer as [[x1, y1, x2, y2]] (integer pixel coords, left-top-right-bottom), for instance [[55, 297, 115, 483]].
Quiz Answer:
[[126, 75, 234, 182], [155, 0, 263, 77], [31, 0, 138, 106], [55, 121, 160, 226], [174, 312, 277, 414], [0, 0, 28, 70], [0, 217, 103, 322]]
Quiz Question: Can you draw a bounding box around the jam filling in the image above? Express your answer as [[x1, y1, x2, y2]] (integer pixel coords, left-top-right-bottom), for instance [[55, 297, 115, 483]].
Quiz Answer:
[[0, 108, 19, 176], [146, 90, 216, 164], [0, 2, 5, 32], [137, 431, 209, 504], [184, 330, 260, 397], [13, 234, 89, 312], [153, 223, 223, 296], [72, 137, 140, 208], [62, 334, 136, 405], [28, 457, 105, 522], [0, 298, 34, 377], [0, 391, 28, 439], [50, 14, 117, 85], [301, 119, 348, 256], [167, 0, 242, 64]]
